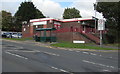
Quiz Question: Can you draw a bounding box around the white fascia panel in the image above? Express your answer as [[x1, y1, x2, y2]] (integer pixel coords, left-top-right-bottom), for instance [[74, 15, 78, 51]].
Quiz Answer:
[[32, 21, 47, 25]]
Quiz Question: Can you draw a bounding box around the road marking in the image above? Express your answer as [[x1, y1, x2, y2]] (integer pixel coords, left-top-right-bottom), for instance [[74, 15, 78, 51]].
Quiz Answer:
[[102, 69, 111, 72], [50, 66, 69, 73], [76, 51, 80, 52], [83, 52, 89, 54], [59, 69, 69, 72], [43, 51, 60, 56], [13, 46, 24, 49], [51, 66, 58, 70], [82, 60, 116, 69], [90, 53, 97, 55], [68, 49, 73, 51], [6, 50, 41, 53], [5, 51, 28, 60], [6, 49, 60, 57], [109, 57, 113, 58]]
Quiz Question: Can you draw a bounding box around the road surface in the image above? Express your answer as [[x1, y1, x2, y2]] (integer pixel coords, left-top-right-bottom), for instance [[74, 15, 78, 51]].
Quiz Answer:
[[2, 40, 119, 73]]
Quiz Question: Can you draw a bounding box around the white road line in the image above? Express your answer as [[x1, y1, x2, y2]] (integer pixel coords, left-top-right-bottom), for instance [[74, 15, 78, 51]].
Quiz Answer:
[[43, 51, 60, 56], [6, 49, 60, 56], [50, 66, 69, 73], [59, 69, 69, 72], [68, 49, 73, 51], [109, 66, 115, 68], [6, 50, 41, 53], [102, 69, 111, 72], [83, 52, 89, 54], [82, 60, 116, 69], [110, 57, 112, 58], [5, 51, 28, 60], [51, 66, 58, 70], [90, 53, 97, 55]]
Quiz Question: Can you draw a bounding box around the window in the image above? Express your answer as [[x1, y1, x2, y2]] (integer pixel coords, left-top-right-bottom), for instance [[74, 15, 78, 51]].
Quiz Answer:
[[24, 28, 26, 31], [36, 26, 38, 28]]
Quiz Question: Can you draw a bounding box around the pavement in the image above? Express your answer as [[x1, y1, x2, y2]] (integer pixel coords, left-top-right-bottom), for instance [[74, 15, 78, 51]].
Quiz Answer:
[[2, 39, 119, 73]]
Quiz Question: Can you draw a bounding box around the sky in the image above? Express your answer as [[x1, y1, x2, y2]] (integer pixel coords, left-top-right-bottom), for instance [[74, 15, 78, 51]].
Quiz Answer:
[[0, 0, 104, 19]]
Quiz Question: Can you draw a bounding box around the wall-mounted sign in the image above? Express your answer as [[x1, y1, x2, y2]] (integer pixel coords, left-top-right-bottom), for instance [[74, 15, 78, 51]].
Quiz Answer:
[[73, 40, 85, 43], [32, 21, 47, 25], [98, 19, 105, 30]]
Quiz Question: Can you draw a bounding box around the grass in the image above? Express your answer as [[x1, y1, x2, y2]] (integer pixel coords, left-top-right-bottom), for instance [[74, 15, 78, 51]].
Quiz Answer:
[[2, 37, 33, 41], [51, 42, 118, 50], [105, 43, 119, 47], [3, 38, 118, 50]]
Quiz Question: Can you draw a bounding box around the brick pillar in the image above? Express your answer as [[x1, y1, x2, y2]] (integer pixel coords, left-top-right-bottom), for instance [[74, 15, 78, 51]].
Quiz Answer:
[[30, 24, 33, 37]]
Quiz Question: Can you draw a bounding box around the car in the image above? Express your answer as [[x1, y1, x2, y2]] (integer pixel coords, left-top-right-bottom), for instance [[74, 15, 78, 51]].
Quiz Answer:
[[12, 33, 22, 38], [2, 32, 11, 38], [2, 32, 22, 38]]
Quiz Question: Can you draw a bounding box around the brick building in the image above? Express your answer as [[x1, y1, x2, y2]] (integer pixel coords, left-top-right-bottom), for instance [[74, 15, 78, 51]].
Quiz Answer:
[[22, 18, 61, 38], [22, 17, 105, 44]]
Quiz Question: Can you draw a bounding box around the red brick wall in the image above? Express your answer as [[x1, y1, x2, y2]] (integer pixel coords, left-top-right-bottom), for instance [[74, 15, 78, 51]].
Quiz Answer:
[[55, 22, 81, 42], [55, 21, 93, 43], [73, 32, 92, 43], [22, 24, 33, 38], [56, 32, 73, 42]]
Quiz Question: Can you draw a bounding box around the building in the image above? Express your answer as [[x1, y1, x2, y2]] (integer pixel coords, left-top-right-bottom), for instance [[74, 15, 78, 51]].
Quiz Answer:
[[22, 17, 106, 44], [22, 18, 61, 38]]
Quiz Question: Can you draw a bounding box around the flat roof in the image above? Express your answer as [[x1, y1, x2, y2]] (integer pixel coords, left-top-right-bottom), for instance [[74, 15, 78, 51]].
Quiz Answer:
[[30, 17, 94, 23], [61, 17, 93, 22], [30, 18, 61, 23]]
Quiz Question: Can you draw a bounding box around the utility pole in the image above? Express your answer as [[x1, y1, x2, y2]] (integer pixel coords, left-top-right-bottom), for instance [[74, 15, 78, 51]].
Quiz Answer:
[[98, 19, 105, 46], [94, 2, 97, 33], [100, 30, 102, 46]]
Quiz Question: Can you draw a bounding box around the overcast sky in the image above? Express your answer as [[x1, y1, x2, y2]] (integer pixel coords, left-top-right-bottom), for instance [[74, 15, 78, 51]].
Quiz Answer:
[[1, 0, 104, 19]]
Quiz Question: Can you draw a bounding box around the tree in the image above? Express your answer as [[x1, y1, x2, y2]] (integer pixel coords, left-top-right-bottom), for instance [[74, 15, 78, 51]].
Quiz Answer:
[[1, 10, 13, 31], [95, 2, 119, 43], [63, 7, 81, 19], [14, 1, 45, 31], [15, 2, 45, 21], [0, 11, 2, 29], [35, 9, 45, 19]]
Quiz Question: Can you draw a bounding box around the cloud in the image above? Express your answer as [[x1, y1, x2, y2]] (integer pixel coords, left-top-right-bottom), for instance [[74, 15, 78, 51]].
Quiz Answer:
[[32, 0, 103, 19], [1, 2, 20, 15], [1, 0, 24, 15], [32, 0, 64, 18], [70, 1, 103, 19], [1, 0, 103, 19]]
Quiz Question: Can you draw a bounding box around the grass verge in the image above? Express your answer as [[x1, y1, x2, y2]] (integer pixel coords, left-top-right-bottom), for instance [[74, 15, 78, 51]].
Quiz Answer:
[[51, 42, 118, 50], [2, 38, 33, 41]]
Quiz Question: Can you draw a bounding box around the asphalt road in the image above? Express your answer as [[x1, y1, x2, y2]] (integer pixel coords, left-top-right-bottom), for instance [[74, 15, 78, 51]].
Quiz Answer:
[[2, 40, 119, 73]]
